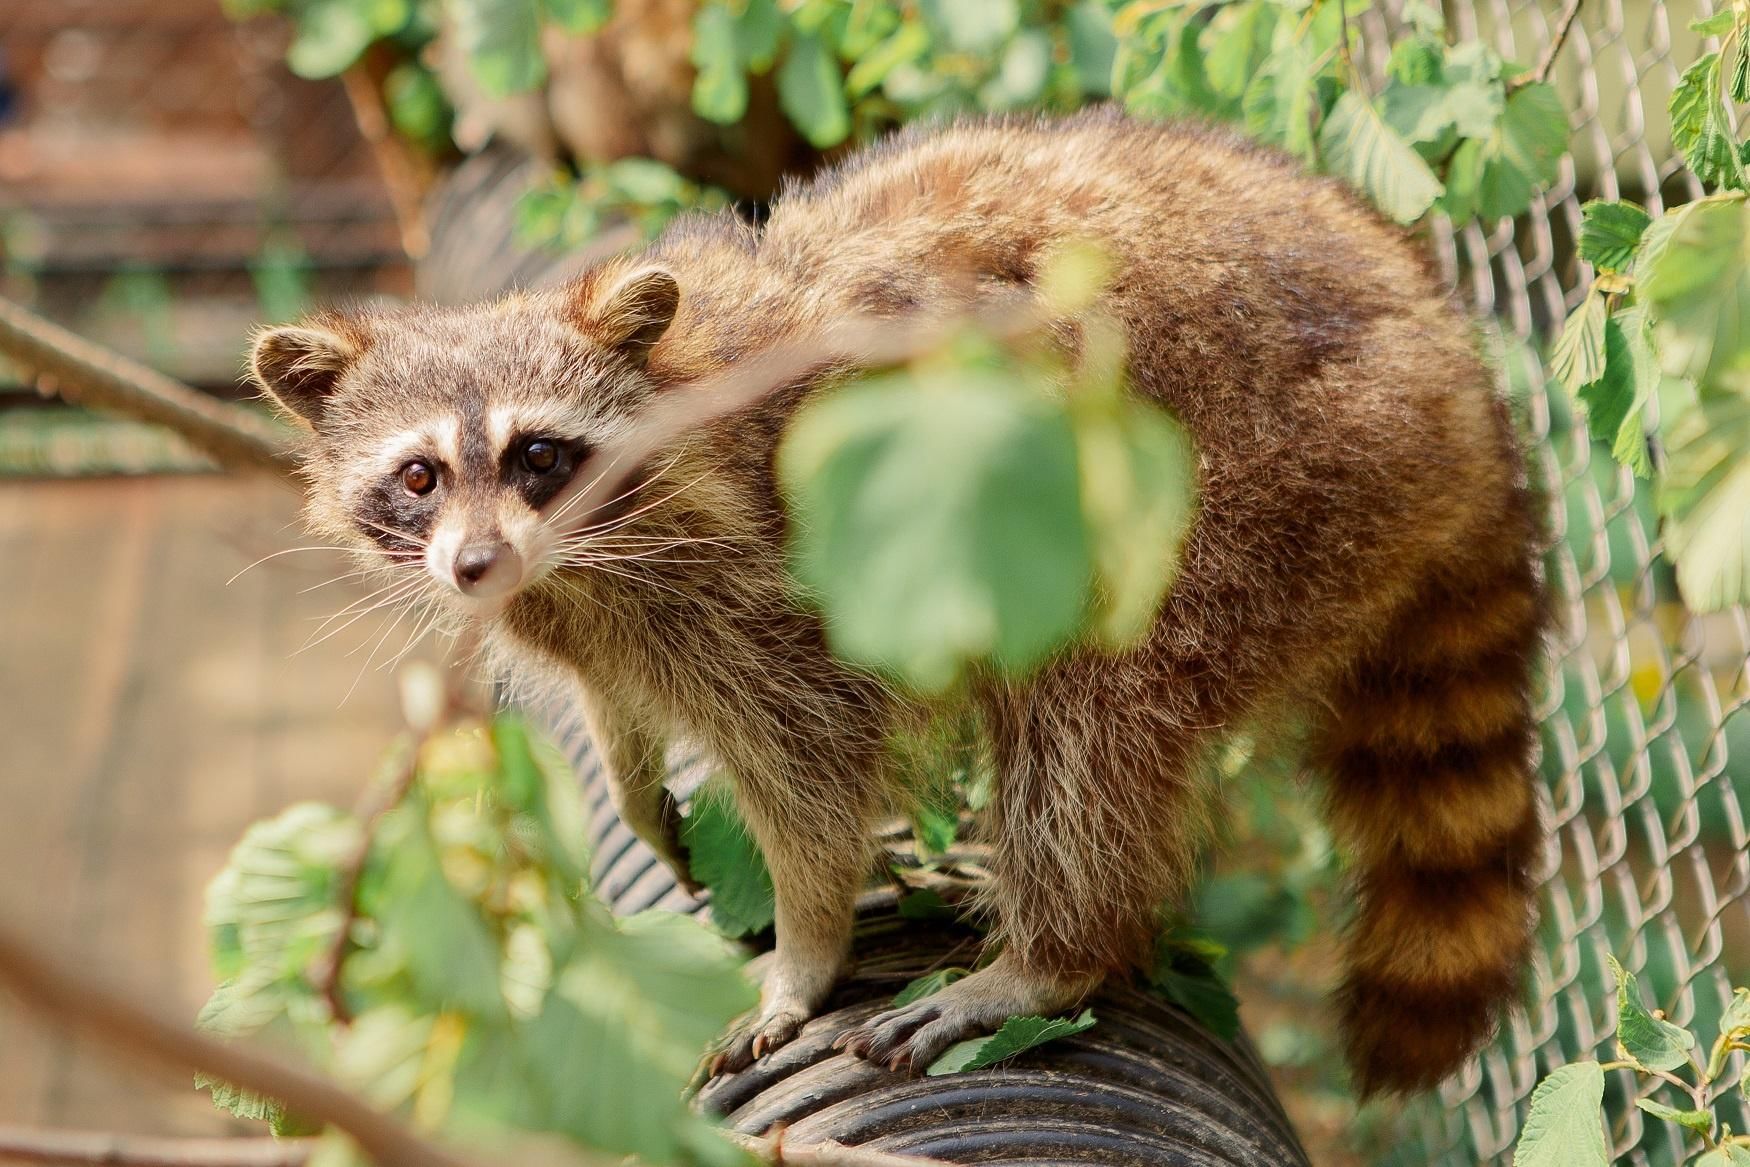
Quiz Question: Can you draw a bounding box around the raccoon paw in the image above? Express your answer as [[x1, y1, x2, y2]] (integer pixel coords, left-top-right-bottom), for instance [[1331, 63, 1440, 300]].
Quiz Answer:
[[706, 1002, 813, 1076]]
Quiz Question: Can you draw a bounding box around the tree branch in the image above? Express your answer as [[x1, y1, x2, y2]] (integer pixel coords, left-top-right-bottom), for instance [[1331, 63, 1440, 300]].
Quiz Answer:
[[0, 296, 298, 480], [0, 1127, 308, 1167], [0, 920, 478, 1167], [1508, 0, 1583, 92]]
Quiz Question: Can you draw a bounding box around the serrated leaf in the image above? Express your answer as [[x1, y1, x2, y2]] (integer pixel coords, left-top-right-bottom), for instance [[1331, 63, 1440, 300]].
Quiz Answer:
[[1671, 54, 1745, 189], [1733, 36, 1750, 102], [680, 785, 775, 938], [1721, 987, 1750, 1039], [926, 1009, 1096, 1075], [691, 5, 749, 124], [451, 0, 546, 96], [1512, 1062, 1607, 1167], [1633, 1097, 1712, 1133], [1387, 35, 1444, 85], [780, 370, 1093, 692], [1549, 288, 1609, 392], [777, 33, 851, 148], [1658, 394, 1750, 611], [1579, 200, 1653, 271], [1609, 955, 1697, 1071], [1579, 309, 1656, 477], [893, 968, 969, 1006], [1318, 92, 1444, 223]]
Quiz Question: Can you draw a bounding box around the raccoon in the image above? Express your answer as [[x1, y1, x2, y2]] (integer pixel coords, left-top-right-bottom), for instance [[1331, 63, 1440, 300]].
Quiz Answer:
[[251, 109, 1547, 1095]]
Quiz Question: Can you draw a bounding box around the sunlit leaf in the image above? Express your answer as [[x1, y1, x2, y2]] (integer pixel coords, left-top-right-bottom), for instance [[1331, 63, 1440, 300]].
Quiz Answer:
[[1671, 54, 1745, 189], [1638, 196, 1750, 393], [680, 784, 775, 938], [1548, 288, 1609, 393], [1633, 1098, 1712, 1134], [1658, 394, 1750, 612], [778, 34, 852, 147], [1608, 955, 1697, 1071], [451, 0, 546, 96], [1578, 200, 1653, 272]]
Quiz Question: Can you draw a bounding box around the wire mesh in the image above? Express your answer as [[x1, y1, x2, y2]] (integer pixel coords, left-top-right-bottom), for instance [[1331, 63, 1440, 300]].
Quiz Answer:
[[1401, 0, 1750, 1162]]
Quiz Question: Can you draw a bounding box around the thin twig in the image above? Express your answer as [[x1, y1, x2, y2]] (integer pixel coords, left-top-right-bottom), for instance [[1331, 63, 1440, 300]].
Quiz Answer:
[[0, 1127, 308, 1167], [0, 296, 297, 479], [0, 921, 478, 1167], [1508, 0, 1583, 92], [540, 293, 1047, 537]]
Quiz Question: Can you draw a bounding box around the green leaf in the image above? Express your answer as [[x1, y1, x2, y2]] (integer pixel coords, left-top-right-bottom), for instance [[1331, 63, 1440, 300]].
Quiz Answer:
[[777, 34, 851, 148], [1658, 394, 1750, 611], [897, 887, 955, 921], [1671, 54, 1744, 189], [1578, 200, 1653, 271], [367, 802, 507, 1018], [1609, 955, 1697, 1071], [1206, 2, 1277, 101], [1578, 310, 1656, 477], [734, 0, 785, 70], [1692, 11, 1737, 36], [780, 370, 1093, 692], [845, 22, 930, 99], [1149, 936, 1241, 1040], [1072, 394, 1198, 646], [1380, 79, 1503, 149], [1633, 1098, 1712, 1134], [1317, 92, 1444, 224], [1720, 987, 1750, 1040], [330, 1004, 441, 1112], [691, 5, 749, 124], [451, 0, 546, 96], [285, 0, 376, 78], [1511, 1062, 1607, 1167], [926, 1009, 1096, 1075], [893, 967, 969, 1006], [513, 911, 755, 1162], [1732, 36, 1750, 103], [1386, 35, 1444, 85], [1243, 29, 1320, 161], [919, 0, 1018, 53], [979, 29, 1052, 109], [1695, 1146, 1750, 1167], [1065, 1, 1117, 97], [680, 784, 776, 938], [1549, 288, 1609, 393], [542, 0, 610, 33], [1638, 197, 1750, 393], [1473, 82, 1569, 221]]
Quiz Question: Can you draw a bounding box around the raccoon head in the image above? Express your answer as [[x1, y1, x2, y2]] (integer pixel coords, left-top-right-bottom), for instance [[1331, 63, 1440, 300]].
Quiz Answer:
[[250, 264, 681, 613]]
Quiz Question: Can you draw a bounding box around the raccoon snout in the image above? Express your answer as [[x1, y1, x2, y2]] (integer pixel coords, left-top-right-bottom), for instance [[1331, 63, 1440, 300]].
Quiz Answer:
[[452, 541, 523, 599]]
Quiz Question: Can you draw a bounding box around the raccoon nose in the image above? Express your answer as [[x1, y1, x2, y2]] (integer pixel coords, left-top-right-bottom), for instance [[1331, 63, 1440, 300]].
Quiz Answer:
[[452, 541, 522, 598]]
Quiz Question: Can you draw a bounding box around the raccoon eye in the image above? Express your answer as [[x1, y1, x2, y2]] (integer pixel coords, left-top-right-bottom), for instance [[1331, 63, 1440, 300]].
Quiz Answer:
[[400, 461, 437, 496], [521, 439, 561, 474]]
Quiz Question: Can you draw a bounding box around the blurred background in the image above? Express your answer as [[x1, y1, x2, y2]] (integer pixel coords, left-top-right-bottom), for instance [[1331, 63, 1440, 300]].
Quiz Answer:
[[1, 2, 1747, 1165]]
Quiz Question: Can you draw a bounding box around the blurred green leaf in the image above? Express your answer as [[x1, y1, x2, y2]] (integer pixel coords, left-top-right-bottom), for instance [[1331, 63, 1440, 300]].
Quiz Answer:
[[692, 5, 750, 124], [452, 0, 546, 97], [1149, 935, 1241, 1039], [893, 967, 969, 1006], [1472, 82, 1568, 220], [980, 29, 1052, 109], [542, 0, 610, 33], [780, 369, 1093, 692], [926, 1009, 1095, 1074], [1549, 288, 1609, 393], [1671, 54, 1746, 190], [846, 21, 930, 99], [778, 34, 852, 147], [1695, 1147, 1750, 1167], [1632, 1098, 1711, 1134], [1576, 310, 1656, 478], [285, 0, 378, 78], [920, 0, 1019, 53], [1638, 197, 1750, 392], [1658, 394, 1750, 611]]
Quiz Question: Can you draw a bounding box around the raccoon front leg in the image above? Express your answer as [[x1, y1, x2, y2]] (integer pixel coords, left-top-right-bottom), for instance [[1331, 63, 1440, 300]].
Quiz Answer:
[[709, 773, 875, 1074], [577, 688, 697, 895]]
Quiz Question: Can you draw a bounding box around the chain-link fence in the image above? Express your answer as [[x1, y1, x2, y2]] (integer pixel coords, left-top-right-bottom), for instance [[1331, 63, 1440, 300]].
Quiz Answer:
[[1387, 1, 1750, 1162]]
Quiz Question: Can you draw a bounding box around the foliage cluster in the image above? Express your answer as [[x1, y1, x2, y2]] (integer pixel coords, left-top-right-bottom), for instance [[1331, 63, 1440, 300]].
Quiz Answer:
[[1514, 960, 1750, 1167]]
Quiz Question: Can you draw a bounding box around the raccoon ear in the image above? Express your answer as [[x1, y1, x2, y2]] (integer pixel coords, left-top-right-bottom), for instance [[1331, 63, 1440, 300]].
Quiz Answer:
[[250, 323, 361, 426], [582, 266, 680, 359]]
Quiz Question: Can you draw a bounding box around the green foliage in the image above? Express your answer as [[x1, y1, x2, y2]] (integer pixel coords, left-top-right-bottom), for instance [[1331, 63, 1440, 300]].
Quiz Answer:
[[1517, 956, 1750, 1163], [893, 967, 970, 1006], [195, 713, 757, 1166], [516, 160, 730, 250], [1547, 2, 1750, 611], [680, 784, 776, 939], [1148, 934, 1242, 1040], [925, 1008, 1096, 1074]]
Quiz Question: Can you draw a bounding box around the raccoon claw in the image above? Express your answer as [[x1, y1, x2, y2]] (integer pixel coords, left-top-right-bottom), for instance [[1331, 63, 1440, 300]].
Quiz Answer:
[[707, 1004, 812, 1077], [833, 1001, 967, 1073]]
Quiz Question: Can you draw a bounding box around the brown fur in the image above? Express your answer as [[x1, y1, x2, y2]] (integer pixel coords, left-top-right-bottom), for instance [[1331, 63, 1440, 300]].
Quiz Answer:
[[251, 109, 1546, 1095]]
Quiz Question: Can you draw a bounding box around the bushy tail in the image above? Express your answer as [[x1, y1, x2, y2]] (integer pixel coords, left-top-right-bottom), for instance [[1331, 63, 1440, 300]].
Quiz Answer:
[[1313, 543, 1546, 1096]]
